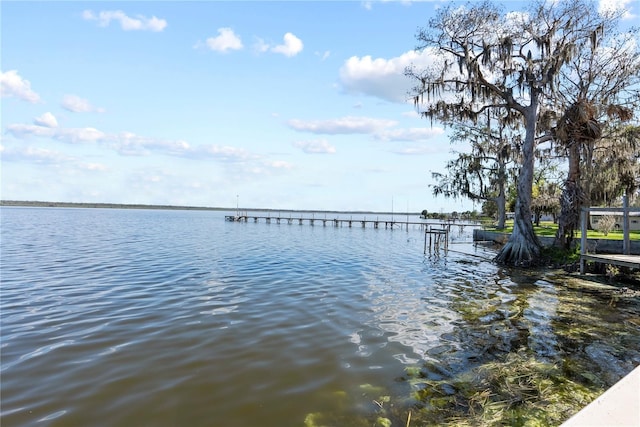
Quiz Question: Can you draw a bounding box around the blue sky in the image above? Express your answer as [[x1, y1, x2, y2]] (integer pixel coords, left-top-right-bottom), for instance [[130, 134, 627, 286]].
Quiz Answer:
[[1, 1, 635, 212]]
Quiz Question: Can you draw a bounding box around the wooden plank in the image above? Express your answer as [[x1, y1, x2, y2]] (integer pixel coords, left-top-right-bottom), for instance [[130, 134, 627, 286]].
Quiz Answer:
[[581, 254, 640, 270]]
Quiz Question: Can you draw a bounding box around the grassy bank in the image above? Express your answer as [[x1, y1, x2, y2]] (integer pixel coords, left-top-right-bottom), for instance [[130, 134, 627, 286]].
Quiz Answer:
[[483, 220, 640, 241]]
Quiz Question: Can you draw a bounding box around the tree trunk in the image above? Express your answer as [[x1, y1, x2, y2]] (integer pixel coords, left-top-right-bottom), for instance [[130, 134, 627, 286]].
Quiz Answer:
[[583, 141, 594, 229], [495, 106, 541, 266], [554, 140, 582, 249], [496, 192, 506, 230], [495, 157, 507, 230]]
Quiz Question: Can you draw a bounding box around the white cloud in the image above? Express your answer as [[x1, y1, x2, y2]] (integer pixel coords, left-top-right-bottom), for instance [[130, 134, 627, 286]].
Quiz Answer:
[[82, 10, 95, 20], [7, 123, 107, 144], [339, 49, 437, 103], [5, 146, 71, 164], [253, 37, 270, 53], [190, 144, 254, 162], [252, 33, 303, 57], [287, 116, 397, 134], [6, 124, 57, 139], [79, 162, 108, 171], [361, 0, 414, 9], [263, 160, 293, 170], [598, 0, 636, 18], [1, 145, 107, 171], [108, 132, 190, 156], [293, 139, 336, 154], [202, 28, 244, 53], [83, 9, 167, 32], [6, 121, 249, 161], [61, 95, 105, 113], [287, 116, 443, 143], [34, 112, 58, 128], [0, 70, 42, 103], [401, 110, 420, 118], [241, 159, 294, 178], [55, 127, 107, 144], [271, 33, 304, 57], [391, 145, 443, 155], [375, 127, 445, 142], [5, 120, 287, 176], [315, 50, 331, 61]]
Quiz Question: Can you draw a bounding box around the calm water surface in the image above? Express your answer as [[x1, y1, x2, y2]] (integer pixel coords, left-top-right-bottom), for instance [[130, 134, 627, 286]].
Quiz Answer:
[[1, 207, 638, 426]]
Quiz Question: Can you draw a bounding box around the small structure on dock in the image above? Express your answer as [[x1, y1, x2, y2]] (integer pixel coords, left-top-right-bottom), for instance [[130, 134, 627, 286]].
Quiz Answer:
[[424, 226, 449, 254]]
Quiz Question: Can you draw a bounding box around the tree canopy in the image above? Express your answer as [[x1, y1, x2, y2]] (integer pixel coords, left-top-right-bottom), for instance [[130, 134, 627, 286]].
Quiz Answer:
[[431, 114, 519, 229], [407, 0, 639, 265]]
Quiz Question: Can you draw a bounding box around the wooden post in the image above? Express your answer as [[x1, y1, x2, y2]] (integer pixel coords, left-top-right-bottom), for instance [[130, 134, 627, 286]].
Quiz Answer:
[[424, 229, 427, 254], [623, 195, 630, 255], [444, 228, 449, 252], [580, 208, 587, 275]]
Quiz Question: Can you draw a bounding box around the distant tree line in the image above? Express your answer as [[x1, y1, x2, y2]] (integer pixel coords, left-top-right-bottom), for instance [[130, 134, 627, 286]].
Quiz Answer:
[[420, 209, 480, 221]]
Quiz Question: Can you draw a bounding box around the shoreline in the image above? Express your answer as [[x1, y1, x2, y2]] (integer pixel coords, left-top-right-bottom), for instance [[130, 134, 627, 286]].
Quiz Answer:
[[0, 200, 415, 216]]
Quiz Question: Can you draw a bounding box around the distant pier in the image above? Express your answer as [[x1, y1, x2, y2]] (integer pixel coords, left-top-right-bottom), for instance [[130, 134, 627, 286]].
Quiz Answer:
[[225, 213, 477, 232], [226, 213, 481, 254], [227, 213, 426, 229]]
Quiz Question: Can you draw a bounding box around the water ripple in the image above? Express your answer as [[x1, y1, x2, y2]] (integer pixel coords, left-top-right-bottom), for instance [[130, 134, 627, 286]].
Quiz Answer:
[[1, 208, 639, 427]]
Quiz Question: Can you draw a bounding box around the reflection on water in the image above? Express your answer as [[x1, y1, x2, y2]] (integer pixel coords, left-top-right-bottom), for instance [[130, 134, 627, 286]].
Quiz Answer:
[[1, 207, 638, 426]]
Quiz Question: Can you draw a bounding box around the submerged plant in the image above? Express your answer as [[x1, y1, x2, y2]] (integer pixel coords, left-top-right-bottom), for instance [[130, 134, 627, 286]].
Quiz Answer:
[[304, 270, 638, 427], [406, 349, 601, 426]]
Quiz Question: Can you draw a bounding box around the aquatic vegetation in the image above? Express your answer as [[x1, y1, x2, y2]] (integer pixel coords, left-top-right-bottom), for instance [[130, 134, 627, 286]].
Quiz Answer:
[[304, 269, 639, 426], [303, 384, 407, 427], [539, 245, 580, 267], [406, 349, 600, 426], [304, 349, 601, 426]]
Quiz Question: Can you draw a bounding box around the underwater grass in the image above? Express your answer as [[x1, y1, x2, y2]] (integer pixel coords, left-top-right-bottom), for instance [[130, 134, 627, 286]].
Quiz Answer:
[[304, 351, 605, 427], [304, 271, 638, 427], [405, 349, 601, 427]]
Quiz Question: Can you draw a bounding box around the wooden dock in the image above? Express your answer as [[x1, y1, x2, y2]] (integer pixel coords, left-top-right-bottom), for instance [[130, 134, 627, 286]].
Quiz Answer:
[[580, 254, 640, 270], [226, 213, 466, 254], [580, 199, 640, 274], [225, 213, 476, 232]]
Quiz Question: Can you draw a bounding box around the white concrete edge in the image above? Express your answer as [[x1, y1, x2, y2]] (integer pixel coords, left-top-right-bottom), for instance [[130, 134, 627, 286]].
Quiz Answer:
[[561, 364, 640, 426]]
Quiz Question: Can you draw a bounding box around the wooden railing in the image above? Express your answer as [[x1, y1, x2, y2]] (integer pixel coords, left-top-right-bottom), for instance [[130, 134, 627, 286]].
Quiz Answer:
[[580, 196, 640, 274]]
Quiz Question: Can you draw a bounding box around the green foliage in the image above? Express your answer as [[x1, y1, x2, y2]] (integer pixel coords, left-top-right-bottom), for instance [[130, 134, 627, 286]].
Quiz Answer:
[[540, 245, 580, 265]]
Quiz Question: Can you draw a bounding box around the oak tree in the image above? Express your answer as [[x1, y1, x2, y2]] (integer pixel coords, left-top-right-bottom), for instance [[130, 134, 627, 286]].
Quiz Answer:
[[552, 10, 640, 247], [407, 0, 627, 265], [431, 114, 519, 229]]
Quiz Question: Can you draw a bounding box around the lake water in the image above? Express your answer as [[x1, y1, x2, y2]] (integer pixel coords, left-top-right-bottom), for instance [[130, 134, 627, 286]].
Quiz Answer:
[[1, 207, 638, 426]]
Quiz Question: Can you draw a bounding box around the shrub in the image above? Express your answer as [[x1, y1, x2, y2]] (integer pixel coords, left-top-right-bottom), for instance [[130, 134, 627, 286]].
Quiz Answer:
[[595, 215, 616, 236]]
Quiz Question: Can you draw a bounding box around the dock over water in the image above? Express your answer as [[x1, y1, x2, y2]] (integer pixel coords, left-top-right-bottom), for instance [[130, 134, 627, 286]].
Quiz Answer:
[[580, 202, 640, 274], [225, 213, 476, 232]]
